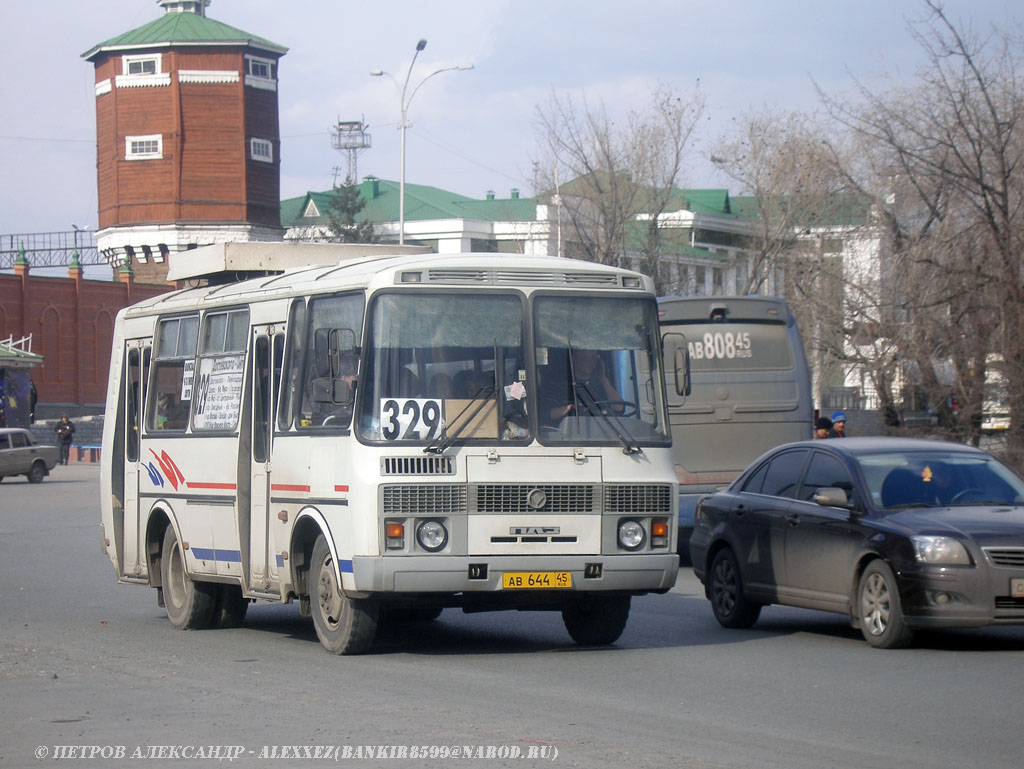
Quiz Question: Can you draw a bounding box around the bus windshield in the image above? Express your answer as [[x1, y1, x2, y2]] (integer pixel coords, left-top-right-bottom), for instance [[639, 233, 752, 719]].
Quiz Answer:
[[357, 292, 529, 444], [356, 292, 669, 446], [534, 295, 669, 445]]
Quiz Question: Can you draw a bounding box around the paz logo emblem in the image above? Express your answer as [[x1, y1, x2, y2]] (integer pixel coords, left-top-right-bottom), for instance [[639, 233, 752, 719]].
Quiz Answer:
[[526, 488, 548, 510]]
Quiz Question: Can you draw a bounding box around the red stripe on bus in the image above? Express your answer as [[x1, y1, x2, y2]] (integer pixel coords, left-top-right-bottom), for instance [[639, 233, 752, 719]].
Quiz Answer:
[[186, 482, 237, 490], [334, 485, 349, 493], [272, 483, 311, 492]]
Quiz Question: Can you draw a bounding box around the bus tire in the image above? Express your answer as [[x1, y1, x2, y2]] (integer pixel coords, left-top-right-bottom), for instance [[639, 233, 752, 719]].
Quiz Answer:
[[161, 526, 216, 630], [561, 595, 631, 646], [213, 585, 249, 629], [310, 534, 378, 654]]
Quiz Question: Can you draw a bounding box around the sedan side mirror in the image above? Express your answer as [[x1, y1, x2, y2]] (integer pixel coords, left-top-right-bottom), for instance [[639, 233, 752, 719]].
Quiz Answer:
[[813, 487, 851, 509]]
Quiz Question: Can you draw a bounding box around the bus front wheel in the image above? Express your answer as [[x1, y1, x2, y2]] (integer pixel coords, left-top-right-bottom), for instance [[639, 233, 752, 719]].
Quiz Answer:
[[161, 526, 216, 629], [309, 535, 378, 654], [561, 594, 631, 646]]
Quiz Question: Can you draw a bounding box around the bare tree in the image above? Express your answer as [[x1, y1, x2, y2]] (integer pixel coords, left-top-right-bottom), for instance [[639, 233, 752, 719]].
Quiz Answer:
[[532, 84, 705, 293], [821, 0, 1024, 449]]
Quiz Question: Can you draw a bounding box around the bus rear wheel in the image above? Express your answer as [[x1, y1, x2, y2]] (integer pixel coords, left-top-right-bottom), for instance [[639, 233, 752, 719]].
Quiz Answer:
[[161, 526, 216, 629], [562, 595, 631, 646], [309, 535, 378, 654]]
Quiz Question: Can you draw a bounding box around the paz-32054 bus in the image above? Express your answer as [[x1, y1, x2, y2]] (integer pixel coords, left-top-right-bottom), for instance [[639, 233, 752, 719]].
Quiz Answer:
[[100, 245, 678, 654]]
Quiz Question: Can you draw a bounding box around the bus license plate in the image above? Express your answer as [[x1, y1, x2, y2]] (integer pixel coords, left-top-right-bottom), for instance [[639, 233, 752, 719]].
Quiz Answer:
[[1012, 578, 1024, 598], [502, 571, 572, 589]]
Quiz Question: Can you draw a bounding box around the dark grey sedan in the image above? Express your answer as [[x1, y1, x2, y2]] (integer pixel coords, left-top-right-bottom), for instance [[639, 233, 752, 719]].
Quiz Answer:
[[690, 437, 1024, 648]]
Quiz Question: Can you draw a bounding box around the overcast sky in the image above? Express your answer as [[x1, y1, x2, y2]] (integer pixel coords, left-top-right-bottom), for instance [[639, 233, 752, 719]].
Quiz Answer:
[[0, 0, 1019, 239]]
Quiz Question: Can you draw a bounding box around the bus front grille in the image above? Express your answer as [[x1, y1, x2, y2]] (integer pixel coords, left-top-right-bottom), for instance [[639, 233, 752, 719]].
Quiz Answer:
[[381, 456, 456, 476], [604, 484, 673, 514], [472, 484, 597, 514], [381, 485, 468, 515]]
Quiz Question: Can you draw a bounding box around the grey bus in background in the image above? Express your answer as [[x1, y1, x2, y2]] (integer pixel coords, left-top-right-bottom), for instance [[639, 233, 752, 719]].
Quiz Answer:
[[659, 296, 813, 554]]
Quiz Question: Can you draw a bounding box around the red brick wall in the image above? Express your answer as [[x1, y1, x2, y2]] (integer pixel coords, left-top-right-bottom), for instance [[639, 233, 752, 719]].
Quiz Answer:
[[0, 271, 167, 405]]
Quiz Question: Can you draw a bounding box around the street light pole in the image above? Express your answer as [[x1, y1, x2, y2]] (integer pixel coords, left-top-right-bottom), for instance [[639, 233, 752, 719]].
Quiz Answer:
[[371, 40, 473, 245]]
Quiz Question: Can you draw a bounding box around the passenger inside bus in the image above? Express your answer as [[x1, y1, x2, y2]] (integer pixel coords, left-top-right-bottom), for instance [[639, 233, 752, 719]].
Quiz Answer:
[[541, 348, 624, 425], [156, 393, 188, 430]]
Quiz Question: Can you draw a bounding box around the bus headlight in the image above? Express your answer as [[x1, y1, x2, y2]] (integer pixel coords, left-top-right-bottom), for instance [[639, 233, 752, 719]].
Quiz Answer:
[[416, 520, 448, 552], [618, 519, 646, 551]]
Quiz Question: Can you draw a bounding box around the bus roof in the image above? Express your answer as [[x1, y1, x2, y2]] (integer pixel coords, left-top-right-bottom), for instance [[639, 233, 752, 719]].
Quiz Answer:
[[657, 295, 794, 324], [125, 251, 654, 317]]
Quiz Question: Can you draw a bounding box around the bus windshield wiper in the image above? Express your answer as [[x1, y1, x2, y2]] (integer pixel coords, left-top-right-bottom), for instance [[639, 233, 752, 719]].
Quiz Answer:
[[573, 381, 642, 455], [424, 386, 496, 454]]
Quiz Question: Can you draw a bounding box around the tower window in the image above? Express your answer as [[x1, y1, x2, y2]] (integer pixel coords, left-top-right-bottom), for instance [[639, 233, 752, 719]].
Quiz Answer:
[[126, 135, 163, 160], [122, 54, 161, 77], [244, 55, 277, 91], [250, 138, 273, 163]]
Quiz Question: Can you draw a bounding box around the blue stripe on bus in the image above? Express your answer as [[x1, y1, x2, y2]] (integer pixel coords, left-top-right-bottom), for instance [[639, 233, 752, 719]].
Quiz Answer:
[[190, 547, 242, 563], [188, 550, 349, 571]]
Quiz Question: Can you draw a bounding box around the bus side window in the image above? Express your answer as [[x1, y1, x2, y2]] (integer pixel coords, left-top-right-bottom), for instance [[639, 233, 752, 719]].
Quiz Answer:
[[126, 348, 140, 461], [278, 299, 307, 431], [253, 336, 271, 463], [148, 316, 199, 431], [298, 293, 364, 429]]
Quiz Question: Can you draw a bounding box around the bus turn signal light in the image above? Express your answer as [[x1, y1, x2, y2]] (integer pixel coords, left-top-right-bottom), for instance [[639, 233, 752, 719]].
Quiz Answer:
[[386, 522, 405, 549]]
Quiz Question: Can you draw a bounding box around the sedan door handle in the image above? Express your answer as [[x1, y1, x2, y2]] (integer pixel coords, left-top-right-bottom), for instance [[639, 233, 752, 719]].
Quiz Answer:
[[733, 504, 746, 518], [785, 513, 800, 526]]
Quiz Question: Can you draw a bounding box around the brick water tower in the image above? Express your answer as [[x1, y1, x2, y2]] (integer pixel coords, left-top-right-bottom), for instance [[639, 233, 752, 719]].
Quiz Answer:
[[82, 0, 288, 284]]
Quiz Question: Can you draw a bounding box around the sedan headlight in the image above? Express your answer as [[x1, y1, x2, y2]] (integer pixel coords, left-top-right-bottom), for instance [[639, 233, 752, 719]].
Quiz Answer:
[[912, 535, 971, 565]]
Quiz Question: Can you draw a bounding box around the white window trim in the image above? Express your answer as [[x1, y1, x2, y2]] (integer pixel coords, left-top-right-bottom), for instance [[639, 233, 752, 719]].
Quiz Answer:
[[95, 78, 112, 96], [250, 138, 274, 163], [125, 134, 163, 161], [244, 54, 277, 91], [178, 70, 240, 85], [122, 53, 162, 76], [116, 53, 170, 88]]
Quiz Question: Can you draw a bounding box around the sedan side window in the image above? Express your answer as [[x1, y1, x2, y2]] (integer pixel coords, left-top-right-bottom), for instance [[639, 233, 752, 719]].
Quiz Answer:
[[761, 450, 809, 499], [800, 452, 857, 506], [742, 461, 770, 494]]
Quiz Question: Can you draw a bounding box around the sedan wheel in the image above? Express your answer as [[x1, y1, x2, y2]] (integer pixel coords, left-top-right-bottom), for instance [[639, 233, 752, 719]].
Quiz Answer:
[[708, 547, 761, 629], [26, 461, 46, 484], [857, 559, 914, 649]]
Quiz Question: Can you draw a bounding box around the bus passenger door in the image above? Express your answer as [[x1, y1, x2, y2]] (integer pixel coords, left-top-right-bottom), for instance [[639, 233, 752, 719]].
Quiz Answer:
[[122, 341, 149, 576], [248, 330, 282, 590]]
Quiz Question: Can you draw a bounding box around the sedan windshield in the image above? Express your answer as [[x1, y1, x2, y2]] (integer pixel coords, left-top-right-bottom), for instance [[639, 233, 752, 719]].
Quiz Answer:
[[857, 451, 1024, 510]]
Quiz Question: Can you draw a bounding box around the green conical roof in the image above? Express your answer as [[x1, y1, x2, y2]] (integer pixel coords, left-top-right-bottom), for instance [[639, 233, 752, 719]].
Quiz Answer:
[[83, 9, 286, 60]]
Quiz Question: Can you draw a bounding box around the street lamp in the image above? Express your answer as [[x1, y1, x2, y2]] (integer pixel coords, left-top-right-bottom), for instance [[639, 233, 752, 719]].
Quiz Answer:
[[371, 39, 473, 244]]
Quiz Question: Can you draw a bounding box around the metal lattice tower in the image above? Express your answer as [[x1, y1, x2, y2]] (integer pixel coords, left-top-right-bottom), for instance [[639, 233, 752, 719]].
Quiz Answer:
[[331, 119, 372, 186]]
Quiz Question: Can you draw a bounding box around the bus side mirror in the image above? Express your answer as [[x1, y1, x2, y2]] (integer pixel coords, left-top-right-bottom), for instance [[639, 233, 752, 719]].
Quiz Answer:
[[662, 332, 690, 396], [313, 328, 333, 378]]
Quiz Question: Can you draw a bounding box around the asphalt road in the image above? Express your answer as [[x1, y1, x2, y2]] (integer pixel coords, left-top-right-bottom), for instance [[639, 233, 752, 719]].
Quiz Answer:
[[2, 464, 1023, 769]]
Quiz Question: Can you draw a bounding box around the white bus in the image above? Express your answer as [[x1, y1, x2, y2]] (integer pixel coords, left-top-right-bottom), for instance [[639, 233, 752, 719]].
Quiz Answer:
[[658, 296, 813, 553], [101, 245, 679, 654]]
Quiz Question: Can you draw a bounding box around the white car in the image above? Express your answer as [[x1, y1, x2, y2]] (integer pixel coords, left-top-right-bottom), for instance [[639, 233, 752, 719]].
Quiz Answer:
[[0, 428, 60, 483]]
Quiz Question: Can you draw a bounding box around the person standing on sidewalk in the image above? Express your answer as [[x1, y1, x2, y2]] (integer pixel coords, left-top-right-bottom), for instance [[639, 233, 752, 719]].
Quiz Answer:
[[54, 414, 75, 465]]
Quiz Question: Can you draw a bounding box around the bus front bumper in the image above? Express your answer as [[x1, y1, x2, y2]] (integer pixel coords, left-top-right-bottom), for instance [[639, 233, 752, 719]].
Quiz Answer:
[[350, 553, 679, 595]]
